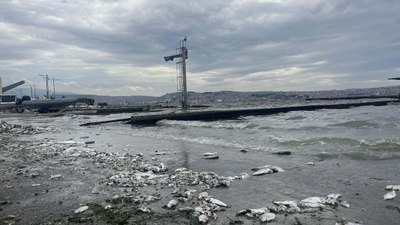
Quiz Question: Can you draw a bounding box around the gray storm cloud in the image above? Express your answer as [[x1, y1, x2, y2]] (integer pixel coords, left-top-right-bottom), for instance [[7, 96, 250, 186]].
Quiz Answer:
[[0, 0, 399, 96]]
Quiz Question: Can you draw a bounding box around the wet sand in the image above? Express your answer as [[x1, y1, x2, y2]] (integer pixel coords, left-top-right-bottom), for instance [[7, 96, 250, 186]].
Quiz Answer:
[[1, 115, 399, 225]]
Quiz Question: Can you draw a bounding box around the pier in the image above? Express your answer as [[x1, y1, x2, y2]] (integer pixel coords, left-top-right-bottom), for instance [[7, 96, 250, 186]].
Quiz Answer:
[[129, 100, 399, 125]]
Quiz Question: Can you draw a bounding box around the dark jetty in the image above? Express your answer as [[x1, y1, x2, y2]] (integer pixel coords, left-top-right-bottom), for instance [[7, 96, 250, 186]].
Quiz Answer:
[[129, 100, 399, 125]]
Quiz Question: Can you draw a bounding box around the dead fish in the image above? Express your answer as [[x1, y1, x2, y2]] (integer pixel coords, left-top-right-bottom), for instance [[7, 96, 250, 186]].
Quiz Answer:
[[210, 198, 228, 207], [340, 201, 350, 208], [178, 207, 195, 213], [167, 199, 178, 209], [273, 200, 298, 208], [203, 152, 219, 159], [252, 168, 273, 176], [198, 192, 209, 200], [299, 197, 325, 208], [272, 151, 292, 155], [270, 166, 285, 173], [272, 200, 300, 212], [259, 213, 276, 222], [49, 174, 62, 180], [384, 190, 396, 200], [139, 205, 151, 213], [325, 193, 341, 205], [386, 185, 400, 191], [198, 214, 208, 224], [250, 208, 268, 215], [74, 205, 89, 214]]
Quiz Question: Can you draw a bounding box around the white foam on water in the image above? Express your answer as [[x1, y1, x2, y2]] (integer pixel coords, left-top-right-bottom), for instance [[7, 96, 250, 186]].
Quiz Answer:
[[130, 130, 265, 151], [158, 119, 257, 130]]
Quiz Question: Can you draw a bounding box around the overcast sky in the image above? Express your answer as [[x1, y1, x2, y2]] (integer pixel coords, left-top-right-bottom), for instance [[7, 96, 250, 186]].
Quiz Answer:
[[1, 0, 399, 96]]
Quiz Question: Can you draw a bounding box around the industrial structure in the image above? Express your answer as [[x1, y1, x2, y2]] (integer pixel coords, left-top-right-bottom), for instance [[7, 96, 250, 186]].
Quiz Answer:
[[0, 77, 25, 103], [164, 37, 189, 109]]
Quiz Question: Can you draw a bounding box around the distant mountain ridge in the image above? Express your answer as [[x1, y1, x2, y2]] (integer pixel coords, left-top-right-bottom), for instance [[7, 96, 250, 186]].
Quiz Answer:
[[8, 85, 400, 106]]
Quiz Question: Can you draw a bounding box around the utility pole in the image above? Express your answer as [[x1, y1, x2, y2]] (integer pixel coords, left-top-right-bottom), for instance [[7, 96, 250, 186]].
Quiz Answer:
[[51, 77, 61, 99], [164, 37, 189, 109], [33, 83, 37, 99], [39, 74, 50, 99]]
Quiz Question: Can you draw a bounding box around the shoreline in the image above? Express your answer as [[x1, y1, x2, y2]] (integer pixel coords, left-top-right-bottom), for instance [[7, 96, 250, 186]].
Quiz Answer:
[[1, 116, 399, 224]]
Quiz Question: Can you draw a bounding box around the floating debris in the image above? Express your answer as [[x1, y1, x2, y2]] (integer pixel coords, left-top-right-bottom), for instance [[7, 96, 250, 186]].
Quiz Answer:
[[203, 152, 219, 159], [74, 205, 89, 214], [384, 190, 396, 200], [306, 162, 315, 166]]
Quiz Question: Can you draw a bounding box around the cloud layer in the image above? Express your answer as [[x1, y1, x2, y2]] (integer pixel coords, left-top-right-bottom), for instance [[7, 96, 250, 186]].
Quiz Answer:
[[1, 0, 399, 96]]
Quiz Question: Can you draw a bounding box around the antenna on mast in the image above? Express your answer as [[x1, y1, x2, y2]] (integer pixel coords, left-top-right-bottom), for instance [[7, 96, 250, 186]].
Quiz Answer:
[[164, 37, 189, 109]]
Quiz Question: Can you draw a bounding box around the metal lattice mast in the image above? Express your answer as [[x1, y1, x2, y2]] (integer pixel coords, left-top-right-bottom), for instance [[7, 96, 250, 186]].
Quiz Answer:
[[164, 37, 189, 109]]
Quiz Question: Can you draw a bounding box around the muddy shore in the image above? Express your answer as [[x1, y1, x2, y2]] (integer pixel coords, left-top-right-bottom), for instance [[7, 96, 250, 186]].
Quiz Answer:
[[1, 115, 399, 225]]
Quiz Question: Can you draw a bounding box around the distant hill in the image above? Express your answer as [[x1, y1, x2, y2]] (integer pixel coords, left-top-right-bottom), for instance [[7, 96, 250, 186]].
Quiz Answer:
[[8, 85, 400, 106]]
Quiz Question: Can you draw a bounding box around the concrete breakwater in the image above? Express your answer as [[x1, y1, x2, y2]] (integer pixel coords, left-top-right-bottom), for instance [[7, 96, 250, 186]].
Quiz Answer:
[[129, 100, 399, 125]]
